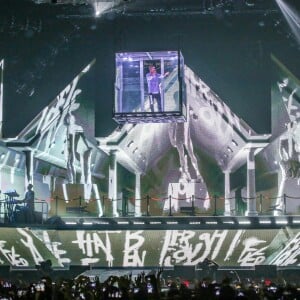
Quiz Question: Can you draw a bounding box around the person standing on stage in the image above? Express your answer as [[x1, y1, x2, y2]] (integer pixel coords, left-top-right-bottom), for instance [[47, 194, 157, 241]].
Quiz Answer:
[[146, 65, 169, 112], [15, 183, 35, 223], [23, 183, 35, 223]]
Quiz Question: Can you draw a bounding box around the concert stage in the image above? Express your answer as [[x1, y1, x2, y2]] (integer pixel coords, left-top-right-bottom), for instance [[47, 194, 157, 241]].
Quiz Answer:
[[0, 45, 299, 279]]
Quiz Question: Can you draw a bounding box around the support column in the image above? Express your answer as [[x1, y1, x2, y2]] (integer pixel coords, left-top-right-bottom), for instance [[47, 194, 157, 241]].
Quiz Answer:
[[140, 60, 145, 112], [223, 170, 232, 216], [245, 148, 258, 216], [23, 150, 34, 186], [108, 150, 119, 217], [135, 172, 142, 217]]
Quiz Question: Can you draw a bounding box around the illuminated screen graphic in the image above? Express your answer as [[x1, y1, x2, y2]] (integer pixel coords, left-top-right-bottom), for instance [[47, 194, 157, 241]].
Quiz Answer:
[[269, 55, 300, 213], [114, 51, 186, 123], [0, 228, 299, 268], [0, 61, 107, 219], [255, 55, 300, 215]]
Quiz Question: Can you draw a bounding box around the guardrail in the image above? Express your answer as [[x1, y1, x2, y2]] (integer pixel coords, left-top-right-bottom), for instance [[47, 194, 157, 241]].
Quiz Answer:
[[49, 193, 300, 218]]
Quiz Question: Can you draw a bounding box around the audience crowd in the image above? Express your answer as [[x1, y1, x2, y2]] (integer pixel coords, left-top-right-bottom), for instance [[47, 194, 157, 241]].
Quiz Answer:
[[0, 269, 299, 300]]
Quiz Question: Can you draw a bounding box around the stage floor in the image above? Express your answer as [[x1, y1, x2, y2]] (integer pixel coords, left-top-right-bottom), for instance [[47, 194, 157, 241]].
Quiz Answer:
[[48, 214, 300, 230]]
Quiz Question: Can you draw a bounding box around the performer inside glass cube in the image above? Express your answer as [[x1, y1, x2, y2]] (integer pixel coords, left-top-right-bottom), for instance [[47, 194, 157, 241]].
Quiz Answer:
[[146, 65, 169, 112]]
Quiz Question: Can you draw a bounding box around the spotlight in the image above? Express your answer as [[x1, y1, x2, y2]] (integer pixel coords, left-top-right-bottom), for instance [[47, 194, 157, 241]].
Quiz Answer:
[[132, 147, 138, 154], [276, 0, 300, 45], [259, 220, 271, 224], [127, 140, 134, 148], [83, 222, 93, 225], [222, 220, 235, 224], [245, 0, 256, 7], [205, 221, 218, 225], [231, 139, 238, 146], [275, 220, 288, 225], [238, 220, 251, 225], [65, 221, 77, 225], [227, 146, 233, 153]]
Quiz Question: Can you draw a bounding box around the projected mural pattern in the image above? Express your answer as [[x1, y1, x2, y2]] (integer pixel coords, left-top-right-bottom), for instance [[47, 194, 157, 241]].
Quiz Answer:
[[17, 61, 96, 179], [258, 55, 300, 215], [0, 60, 108, 219]]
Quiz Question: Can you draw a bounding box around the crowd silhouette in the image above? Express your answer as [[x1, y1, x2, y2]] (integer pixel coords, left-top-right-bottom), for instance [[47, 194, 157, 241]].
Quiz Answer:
[[0, 268, 299, 299]]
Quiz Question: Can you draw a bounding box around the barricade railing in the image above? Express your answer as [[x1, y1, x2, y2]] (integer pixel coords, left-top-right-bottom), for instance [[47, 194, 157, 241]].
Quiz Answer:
[[41, 193, 300, 218]]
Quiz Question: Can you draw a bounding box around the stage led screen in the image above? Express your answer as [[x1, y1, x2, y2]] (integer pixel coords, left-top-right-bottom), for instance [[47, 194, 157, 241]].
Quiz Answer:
[[114, 51, 186, 124], [0, 228, 299, 268], [260, 55, 300, 214], [0, 60, 107, 220], [253, 55, 300, 216]]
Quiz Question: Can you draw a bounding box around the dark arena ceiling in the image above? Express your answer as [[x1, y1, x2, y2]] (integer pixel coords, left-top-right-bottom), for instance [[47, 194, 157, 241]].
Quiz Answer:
[[0, 0, 299, 137]]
